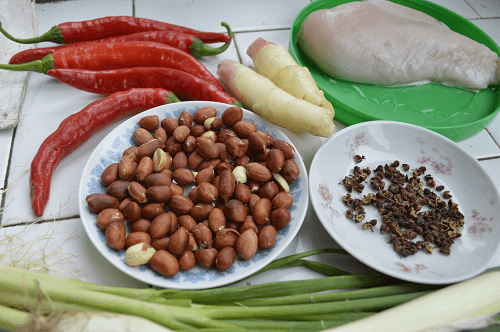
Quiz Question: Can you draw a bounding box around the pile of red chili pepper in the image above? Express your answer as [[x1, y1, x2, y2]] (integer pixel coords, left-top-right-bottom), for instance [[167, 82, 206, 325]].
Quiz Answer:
[[0, 16, 241, 217]]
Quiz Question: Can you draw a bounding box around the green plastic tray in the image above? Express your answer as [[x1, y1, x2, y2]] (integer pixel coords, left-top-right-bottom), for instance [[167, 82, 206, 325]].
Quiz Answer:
[[289, 0, 500, 141]]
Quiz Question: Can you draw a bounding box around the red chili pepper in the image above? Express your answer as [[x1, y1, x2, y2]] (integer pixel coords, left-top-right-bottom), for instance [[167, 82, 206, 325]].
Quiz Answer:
[[30, 88, 180, 217], [0, 41, 224, 91], [8, 22, 233, 64], [47, 67, 244, 108], [0, 16, 231, 44]]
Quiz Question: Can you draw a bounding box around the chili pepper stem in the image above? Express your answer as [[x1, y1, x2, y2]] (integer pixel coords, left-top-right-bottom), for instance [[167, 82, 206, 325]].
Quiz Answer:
[[191, 22, 233, 57], [0, 22, 64, 44], [0, 54, 54, 74]]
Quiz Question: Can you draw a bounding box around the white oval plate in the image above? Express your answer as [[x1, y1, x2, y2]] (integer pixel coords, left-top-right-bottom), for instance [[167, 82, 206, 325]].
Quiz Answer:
[[79, 101, 308, 289], [309, 121, 500, 284]]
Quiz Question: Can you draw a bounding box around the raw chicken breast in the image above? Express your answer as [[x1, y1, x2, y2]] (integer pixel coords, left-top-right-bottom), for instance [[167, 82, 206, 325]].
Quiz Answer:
[[298, 0, 500, 89]]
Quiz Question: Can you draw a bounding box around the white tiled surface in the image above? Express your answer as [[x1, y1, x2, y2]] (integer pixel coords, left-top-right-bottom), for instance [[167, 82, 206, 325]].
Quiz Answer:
[[0, 0, 499, 291]]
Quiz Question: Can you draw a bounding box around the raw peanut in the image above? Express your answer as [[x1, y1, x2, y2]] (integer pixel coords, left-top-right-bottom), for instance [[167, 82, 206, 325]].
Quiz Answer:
[[195, 248, 218, 268], [225, 220, 240, 230], [221, 106, 243, 127], [258, 131, 274, 148], [153, 148, 168, 172], [201, 130, 217, 143], [172, 151, 188, 170], [149, 213, 173, 239], [259, 181, 280, 200], [197, 182, 219, 204], [195, 137, 219, 160], [193, 223, 213, 249], [141, 203, 164, 221], [212, 175, 221, 189], [272, 192, 294, 209], [133, 127, 154, 146], [137, 139, 164, 159], [178, 110, 193, 128], [164, 136, 183, 156], [118, 198, 131, 212], [198, 159, 221, 171], [161, 117, 178, 136], [136, 156, 154, 181], [105, 222, 126, 250], [266, 149, 285, 172], [151, 237, 170, 251], [208, 208, 226, 233], [226, 137, 247, 157], [232, 166, 247, 184], [123, 162, 137, 181], [173, 125, 190, 142], [218, 170, 235, 202], [150, 250, 179, 277], [246, 162, 272, 182], [86, 193, 119, 214], [187, 232, 199, 251], [248, 193, 261, 212], [216, 162, 234, 174], [168, 195, 194, 214], [101, 163, 119, 186], [127, 182, 148, 203], [258, 225, 277, 249], [125, 231, 152, 248], [167, 211, 178, 235], [187, 150, 205, 170], [273, 140, 295, 159], [236, 229, 258, 261], [190, 124, 207, 137], [248, 131, 267, 153], [138, 115, 160, 131], [273, 172, 290, 192], [188, 186, 200, 205], [234, 183, 251, 203], [193, 106, 217, 124], [190, 203, 214, 222], [270, 207, 291, 229], [178, 215, 198, 232], [233, 121, 257, 138], [96, 208, 124, 229], [204, 117, 223, 131], [222, 199, 248, 222], [131, 219, 151, 233], [178, 250, 196, 271], [240, 215, 259, 234], [234, 155, 250, 168], [146, 185, 172, 203], [183, 135, 196, 154], [144, 173, 171, 188], [123, 146, 140, 163], [215, 246, 236, 271], [124, 243, 156, 267], [217, 128, 237, 144], [170, 183, 185, 195], [172, 168, 195, 186], [242, 138, 254, 157], [122, 201, 141, 222], [168, 227, 189, 255], [119, 156, 135, 180], [252, 198, 272, 225], [213, 228, 239, 250], [281, 159, 300, 182], [256, 148, 270, 162], [106, 180, 131, 201], [195, 167, 215, 185], [153, 127, 167, 144]]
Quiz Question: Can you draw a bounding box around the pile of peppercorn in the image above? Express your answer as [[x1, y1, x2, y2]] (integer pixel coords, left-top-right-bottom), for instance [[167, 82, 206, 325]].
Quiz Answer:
[[341, 158, 464, 257]]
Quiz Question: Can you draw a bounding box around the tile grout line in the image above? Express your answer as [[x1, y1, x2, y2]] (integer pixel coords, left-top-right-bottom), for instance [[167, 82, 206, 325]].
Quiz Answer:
[[0, 125, 19, 226]]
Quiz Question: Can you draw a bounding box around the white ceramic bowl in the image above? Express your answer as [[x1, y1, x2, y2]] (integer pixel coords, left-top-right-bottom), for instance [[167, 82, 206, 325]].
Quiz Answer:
[[309, 121, 500, 284], [79, 101, 308, 289]]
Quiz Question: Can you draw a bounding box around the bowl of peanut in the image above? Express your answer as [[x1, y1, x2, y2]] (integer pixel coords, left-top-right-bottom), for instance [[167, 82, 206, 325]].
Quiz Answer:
[[79, 101, 308, 289]]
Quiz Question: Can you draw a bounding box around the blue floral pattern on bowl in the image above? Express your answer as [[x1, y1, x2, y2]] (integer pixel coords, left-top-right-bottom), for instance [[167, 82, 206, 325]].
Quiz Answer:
[[80, 102, 308, 289]]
